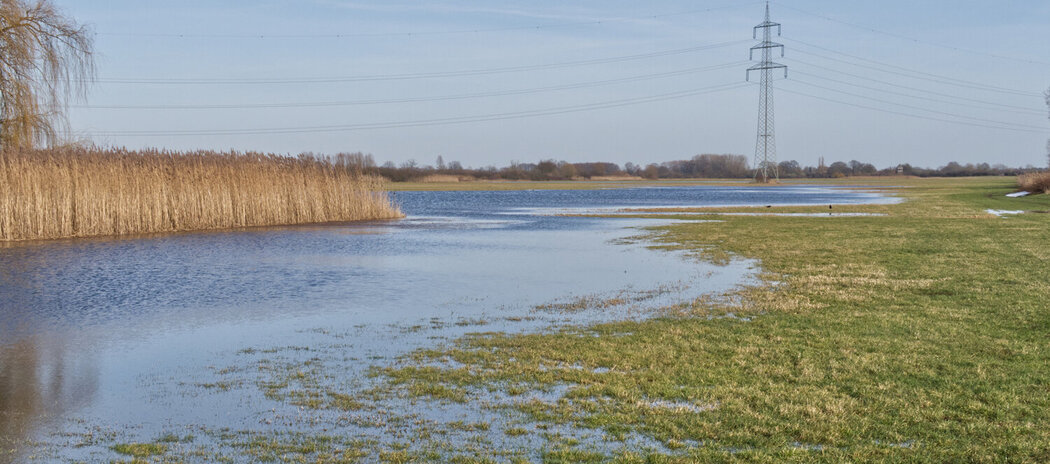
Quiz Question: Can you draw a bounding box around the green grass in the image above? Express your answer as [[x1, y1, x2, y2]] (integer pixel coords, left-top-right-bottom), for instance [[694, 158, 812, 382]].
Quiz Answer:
[[232, 434, 372, 463], [111, 442, 167, 458], [380, 177, 1050, 461]]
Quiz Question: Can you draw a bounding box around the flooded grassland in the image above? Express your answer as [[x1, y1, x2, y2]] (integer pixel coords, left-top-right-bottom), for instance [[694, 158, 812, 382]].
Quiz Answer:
[[1, 185, 910, 462], [376, 178, 1050, 462]]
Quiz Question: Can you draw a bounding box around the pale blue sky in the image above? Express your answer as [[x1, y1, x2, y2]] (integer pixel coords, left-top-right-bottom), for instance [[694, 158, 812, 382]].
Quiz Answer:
[[63, 1, 1050, 169]]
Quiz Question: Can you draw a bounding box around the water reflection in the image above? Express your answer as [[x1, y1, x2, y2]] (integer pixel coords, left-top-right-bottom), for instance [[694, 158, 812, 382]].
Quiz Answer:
[[0, 335, 97, 457]]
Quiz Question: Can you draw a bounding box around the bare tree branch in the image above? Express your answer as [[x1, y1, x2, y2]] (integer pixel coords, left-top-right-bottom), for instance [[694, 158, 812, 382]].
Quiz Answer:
[[0, 0, 94, 148]]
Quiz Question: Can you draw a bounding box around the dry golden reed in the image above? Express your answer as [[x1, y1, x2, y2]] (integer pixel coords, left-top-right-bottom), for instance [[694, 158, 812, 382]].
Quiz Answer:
[[0, 147, 402, 241], [1017, 171, 1050, 194]]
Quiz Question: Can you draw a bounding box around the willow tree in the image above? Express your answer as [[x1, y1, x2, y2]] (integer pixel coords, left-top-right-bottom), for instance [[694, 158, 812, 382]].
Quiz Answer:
[[0, 0, 93, 148]]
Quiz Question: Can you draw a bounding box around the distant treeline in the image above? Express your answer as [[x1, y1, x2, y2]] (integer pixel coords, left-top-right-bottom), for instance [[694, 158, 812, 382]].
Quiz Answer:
[[332, 152, 1042, 182]]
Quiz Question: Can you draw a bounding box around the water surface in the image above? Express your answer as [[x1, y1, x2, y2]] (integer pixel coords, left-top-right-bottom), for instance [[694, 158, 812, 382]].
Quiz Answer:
[[0, 185, 892, 461]]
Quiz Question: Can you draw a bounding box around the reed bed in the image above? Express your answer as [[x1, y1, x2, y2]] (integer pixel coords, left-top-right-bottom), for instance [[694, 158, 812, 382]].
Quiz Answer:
[[0, 148, 402, 241], [1017, 171, 1050, 194]]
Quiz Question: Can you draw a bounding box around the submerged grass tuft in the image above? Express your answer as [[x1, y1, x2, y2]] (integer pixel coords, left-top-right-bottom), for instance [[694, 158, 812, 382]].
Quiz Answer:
[[110, 442, 167, 458]]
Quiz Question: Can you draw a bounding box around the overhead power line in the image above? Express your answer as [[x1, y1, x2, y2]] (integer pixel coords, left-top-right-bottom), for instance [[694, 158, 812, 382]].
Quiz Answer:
[[781, 87, 1041, 134], [787, 64, 1045, 115], [77, 61, 747, 110], [782, 37, 1043, 97], [773, 3, 1050, 66], [776, 84, 1047, 134], [779, 87, 1047, 134], [96, 2, 764, 39], [784, 79, 1048, 131], [83, 82, 749, 137], [77, 4, 1047, 144], [93, 40, 748, 85]]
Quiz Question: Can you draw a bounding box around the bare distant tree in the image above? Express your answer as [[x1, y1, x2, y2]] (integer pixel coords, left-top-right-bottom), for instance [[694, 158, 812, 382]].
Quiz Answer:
[[0, 0, 94, 148]]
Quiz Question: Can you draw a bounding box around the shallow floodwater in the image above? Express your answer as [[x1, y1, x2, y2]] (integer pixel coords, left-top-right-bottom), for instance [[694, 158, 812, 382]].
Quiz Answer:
[[0, 185, 892, 461]]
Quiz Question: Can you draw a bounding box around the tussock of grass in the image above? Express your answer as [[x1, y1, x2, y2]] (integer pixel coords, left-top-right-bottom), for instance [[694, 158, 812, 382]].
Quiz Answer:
[[0, 147, 402, 241], [504, 427, 530, 437], [110, 442, 167, 457]]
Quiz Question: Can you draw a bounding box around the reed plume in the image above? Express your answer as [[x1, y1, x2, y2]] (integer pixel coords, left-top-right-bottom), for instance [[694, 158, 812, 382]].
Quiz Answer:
[[0, 147, 402, 241]]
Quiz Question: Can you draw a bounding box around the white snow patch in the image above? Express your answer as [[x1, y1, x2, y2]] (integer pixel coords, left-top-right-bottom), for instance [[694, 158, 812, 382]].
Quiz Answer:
[[1006, 191, 1030, 198], [987, 209, 1025, 217]]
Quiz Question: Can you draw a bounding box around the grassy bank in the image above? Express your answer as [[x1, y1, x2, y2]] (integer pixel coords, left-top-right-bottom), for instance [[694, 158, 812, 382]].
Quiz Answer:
[[377, 177, 1049, 461], [0, 148, 402, 241]]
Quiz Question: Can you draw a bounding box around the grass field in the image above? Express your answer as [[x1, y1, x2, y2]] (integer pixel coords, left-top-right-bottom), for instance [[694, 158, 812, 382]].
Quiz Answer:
[[377, 177, 1050, 462]]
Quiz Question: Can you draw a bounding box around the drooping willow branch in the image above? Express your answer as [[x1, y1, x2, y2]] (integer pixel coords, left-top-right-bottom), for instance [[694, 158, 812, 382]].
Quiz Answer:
[[0, 0, 94, 148]]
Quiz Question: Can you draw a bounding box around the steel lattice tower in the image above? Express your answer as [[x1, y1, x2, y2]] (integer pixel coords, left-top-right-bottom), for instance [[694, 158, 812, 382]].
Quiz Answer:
[[747, 2, 788, 183]]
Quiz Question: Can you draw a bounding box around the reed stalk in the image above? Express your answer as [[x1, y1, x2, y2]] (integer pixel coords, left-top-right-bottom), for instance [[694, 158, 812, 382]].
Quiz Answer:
[[0, 147, 402, 241]]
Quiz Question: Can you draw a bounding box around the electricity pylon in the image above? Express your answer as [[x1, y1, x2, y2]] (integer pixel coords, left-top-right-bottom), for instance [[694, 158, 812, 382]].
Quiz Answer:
[[747, 2, 788, 183]]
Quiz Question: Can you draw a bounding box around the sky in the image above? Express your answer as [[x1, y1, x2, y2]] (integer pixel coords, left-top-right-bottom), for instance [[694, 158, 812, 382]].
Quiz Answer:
[[61, 0, 1050, 169]]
